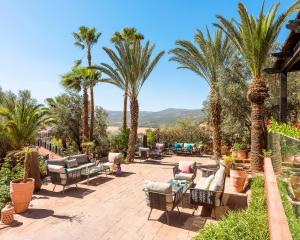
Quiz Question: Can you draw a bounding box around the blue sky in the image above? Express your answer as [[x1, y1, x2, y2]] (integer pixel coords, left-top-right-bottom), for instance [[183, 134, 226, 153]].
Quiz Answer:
[[0, 0, 296, 111]]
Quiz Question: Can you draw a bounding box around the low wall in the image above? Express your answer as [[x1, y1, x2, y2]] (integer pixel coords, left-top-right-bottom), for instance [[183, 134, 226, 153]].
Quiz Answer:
[[264, 157, 292, 240]]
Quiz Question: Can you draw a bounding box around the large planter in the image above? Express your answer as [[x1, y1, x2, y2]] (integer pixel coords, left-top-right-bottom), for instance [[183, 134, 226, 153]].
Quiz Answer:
[[230, 169, 247, 193], [285, 155, 295, 162], [237, 150, 247, 160], [290, 175, 300, 201], [10, 178, 35, 213]]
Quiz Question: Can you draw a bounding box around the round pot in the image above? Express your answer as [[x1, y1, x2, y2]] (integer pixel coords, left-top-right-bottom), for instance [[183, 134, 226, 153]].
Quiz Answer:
[[285, 155, 295, 162], [294, 154, 300, 163], [10, 178, 35, 213], [230, 169, 247, 193], [237, 150, 247, 160], [291, 176, 300, 201]]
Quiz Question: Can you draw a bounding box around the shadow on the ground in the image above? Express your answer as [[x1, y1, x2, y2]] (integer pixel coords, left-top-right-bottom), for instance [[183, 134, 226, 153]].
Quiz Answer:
[[81, 176, 114, 186], [20, 208, 54, 219], [36, 186, 95, 198], [19, 208, 83, 223], [52, 214, 83, 223], [0, 220, 23, 230], [157, 212, 207, 231]]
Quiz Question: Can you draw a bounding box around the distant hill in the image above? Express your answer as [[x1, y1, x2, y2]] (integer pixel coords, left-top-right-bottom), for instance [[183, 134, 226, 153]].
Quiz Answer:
[[106, 108, 205, 128]]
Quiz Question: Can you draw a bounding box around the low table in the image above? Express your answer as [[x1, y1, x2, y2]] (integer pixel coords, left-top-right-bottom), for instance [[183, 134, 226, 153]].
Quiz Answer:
[[168, 179, 194, 208], [81, 165, 110, 185]]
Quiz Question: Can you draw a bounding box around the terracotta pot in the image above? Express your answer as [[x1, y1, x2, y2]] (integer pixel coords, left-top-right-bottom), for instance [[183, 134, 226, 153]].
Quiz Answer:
[[10, 178, 35, 213], [230, 169, 247, 193], [294, 154, 300, 163], [285, 155, 295, 162], [237, 150, 247, 160], [290, 176, 300, 201]]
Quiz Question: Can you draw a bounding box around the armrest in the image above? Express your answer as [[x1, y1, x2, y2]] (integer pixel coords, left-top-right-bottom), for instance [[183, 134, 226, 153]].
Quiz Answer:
[[201, 168, 217, 177], [173, 165, 179, 177]]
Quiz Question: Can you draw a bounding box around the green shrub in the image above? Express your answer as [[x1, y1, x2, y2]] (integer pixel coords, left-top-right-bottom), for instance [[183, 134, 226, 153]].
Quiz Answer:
[[0, 159, 24, 211], [194, 177, 269, 240], [278, 180, 300, 239]]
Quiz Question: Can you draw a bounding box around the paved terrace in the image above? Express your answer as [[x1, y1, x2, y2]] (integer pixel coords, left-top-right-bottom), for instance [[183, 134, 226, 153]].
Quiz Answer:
[[0, 155, 247, 240]]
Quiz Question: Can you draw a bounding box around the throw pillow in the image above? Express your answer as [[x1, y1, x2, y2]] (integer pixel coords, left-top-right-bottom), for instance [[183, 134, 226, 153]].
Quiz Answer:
[[65, 158, 78, 169], [181, 164, 192, 173]]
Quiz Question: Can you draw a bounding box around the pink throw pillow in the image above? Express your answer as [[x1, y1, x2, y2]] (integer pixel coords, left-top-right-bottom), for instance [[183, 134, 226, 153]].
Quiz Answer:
[[181, 165, 192, 173]]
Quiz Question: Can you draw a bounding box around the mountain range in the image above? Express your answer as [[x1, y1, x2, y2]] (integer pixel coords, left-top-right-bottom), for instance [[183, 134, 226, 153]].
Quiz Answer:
[[106, 108, 205, 128]]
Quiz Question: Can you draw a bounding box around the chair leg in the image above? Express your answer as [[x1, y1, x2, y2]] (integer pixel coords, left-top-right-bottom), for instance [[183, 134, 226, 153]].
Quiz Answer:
[[176, 206, 180, 214], [52, 184, 56, 192], [212, 207, 216, 219], [192, 205, 197, 216], [147, 208, 153, 220], [62, 186, 65, 194], [165, 212, 170, 225]]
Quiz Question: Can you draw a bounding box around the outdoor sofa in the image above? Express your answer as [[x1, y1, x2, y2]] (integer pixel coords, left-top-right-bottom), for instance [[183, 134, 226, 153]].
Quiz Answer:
[[47, 154, 95, 193]]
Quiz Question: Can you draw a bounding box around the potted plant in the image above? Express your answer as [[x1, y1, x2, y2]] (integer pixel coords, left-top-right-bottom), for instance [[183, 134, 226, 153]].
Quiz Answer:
[[232, 143, 248, 160], [290, 175, 300, 201], [10, 147, 35, 213], [222, 154, 233, 176], [230, 160, 247, 193]]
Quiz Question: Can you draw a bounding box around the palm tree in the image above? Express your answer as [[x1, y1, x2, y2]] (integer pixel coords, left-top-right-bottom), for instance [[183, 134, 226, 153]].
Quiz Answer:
[[111, 27, 144, 129], [73, 26, 101, 139], [61, 65, 102, 142], [214, 1, 300, 171], [0, 90, 51, 149], [99, 40, 164, 162], [169, 28, 234, 159]]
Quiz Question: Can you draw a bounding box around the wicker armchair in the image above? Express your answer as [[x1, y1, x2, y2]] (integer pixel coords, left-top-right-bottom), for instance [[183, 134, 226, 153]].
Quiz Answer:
[[48, 167, 82, 193], [144, 181, 182, 224], [173, 161, 197, 183], [190, 165, 226, 217]]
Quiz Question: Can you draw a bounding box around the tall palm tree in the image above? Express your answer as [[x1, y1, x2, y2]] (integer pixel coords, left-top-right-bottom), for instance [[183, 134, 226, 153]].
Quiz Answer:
[[214, 1, 300, 171], [99, 40, 164, 162], [61, 65, 102, 142], [73, 26, 101, 139], [169, 28, 234, 159], [111, 27, 144, 129], [0, 90, 51, 149]]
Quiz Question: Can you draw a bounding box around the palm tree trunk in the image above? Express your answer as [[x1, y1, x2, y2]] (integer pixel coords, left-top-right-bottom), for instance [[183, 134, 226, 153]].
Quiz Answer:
[[87, 48, 94, 140], [89, 82, 94, 140], [210, 90, 222, 159], [122, 82, 128, 129], [247, 79, 269, 171], [83, 79, 89, 142], [126, 97, 139, 162], [271, 132, 282, 175]]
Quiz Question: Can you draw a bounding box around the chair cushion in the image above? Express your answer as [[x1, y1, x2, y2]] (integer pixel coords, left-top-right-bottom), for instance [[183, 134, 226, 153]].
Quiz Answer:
[[178, 161, 195, 172], [48, 164, 65, 173], [208, 165, 226, 206], [174, 143, 182, 149], [47, 157, 69, 167], [156, 143, 164, 150], [195, 175, 214, 190], [174, 172, 194, 181], [108, 152, 121, 163], [65, 158, 78, 169], [72, 154, 88, 165]]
